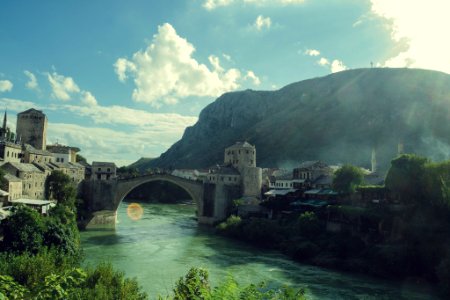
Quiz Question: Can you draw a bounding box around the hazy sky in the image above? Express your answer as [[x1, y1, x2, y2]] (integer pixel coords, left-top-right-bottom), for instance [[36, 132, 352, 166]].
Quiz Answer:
[[0, 0, 448, 166]]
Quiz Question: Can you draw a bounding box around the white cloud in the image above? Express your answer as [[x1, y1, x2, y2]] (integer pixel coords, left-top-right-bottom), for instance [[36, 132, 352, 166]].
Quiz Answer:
[[244, 71, 261, 85], [305, 47, 347, 73], [317, 57, 329, 66], [330, 59, 347, 73], [0, 98, 39, 112], [114, 58, 136, 82], [203, 0, 233, 10], [46, 71, 99, 106], [47, 72, 80, 101], [115, 23, 257, 107], [305, 49, 320, 56], [24, 70, 38, 90], [254, 15, 272, 31], [81, 91, 98, 106], [0, 80, 13, 92], [0, 97, 198, 166], [203, 0, 304, 10], [370, 0, 450, 73]]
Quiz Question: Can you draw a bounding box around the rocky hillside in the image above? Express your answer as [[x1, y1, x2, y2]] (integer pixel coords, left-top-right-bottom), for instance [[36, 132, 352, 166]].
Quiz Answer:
[[142, 68, 450, 171]]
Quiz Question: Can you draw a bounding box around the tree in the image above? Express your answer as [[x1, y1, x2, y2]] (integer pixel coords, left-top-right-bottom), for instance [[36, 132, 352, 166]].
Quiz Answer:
[[75, 154, 87, 164], [45, 171, 76, 207], [332, 164, 364, 194], [0, 168, 8, 191], [1, 205, 46, 254], [385, 154, 428, 204]]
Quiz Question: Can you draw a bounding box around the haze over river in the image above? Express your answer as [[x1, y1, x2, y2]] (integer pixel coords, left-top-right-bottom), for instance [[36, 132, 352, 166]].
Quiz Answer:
[[80, 201, 437, 299]]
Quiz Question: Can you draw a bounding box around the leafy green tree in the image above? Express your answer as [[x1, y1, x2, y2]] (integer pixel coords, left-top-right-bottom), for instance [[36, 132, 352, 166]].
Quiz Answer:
[[75, 154, 87, 164], [173, 267, 211, 300], [45, 170, 76, 207], [0, 168, 8, 191], [332, 164, 364, 194], [385, 154, 429, 204], [1, 205, 45, 254]]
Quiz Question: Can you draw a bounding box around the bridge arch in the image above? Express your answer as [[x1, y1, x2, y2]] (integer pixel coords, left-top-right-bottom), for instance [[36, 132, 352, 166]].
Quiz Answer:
[[113, 174, 204, 214]]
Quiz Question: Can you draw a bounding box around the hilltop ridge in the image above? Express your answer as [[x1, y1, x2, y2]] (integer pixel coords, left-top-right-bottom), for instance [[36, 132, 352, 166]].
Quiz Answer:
[[139, 68, 450, 171]]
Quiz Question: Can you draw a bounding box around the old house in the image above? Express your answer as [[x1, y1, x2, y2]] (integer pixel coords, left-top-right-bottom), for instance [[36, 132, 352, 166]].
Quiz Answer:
[[1, 162, 46, 199]]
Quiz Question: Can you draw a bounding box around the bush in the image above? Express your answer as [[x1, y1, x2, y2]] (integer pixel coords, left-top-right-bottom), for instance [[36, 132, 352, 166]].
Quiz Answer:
[[217, 215, 242, 238], [80, 262, 147, 300], [296, 212, 321, 239], [168, 267, 306, 300]]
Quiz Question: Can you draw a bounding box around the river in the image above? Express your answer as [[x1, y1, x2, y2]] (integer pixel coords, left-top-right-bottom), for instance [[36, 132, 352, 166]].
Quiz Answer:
[[80, 201, 438, 299]]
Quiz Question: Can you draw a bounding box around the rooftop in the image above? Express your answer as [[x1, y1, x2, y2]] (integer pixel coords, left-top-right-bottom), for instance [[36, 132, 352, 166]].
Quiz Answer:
[[18, 108, 45, 115], [4, 173, 21, 182], [3, 162, 43, 173], [226, 141, 255, 149]]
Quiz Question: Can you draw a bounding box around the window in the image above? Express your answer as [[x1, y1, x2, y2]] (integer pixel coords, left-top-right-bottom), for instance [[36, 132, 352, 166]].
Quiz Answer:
[[246, 150, 249, 154], [107, 168, 111, 172], [61, 158, 64, 162], [98, 168, 101, 171]]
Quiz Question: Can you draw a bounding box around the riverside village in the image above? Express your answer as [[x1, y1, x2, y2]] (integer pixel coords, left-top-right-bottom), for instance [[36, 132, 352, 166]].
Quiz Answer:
[[0, 108, 449, 298], [0, 107, 414, 239]]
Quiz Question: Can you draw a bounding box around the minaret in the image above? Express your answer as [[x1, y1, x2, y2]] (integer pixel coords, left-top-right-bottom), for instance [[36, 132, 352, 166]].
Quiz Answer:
[[397, 141, 404, 156], [371, 148, 377, 173], [0, 109, 6, 139], [2, 109, 6, 131]]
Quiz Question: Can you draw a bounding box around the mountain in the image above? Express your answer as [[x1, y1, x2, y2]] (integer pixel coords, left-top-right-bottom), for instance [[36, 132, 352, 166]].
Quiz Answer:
[[128, 157, 154, 172], [140, 68, 450, 171]]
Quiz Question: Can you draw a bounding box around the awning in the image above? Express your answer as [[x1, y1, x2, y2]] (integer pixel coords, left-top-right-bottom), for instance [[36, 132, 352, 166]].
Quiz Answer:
[[291, 199, 329, 207], [10, 199, 55, 206], [264, 189, 297, 196]]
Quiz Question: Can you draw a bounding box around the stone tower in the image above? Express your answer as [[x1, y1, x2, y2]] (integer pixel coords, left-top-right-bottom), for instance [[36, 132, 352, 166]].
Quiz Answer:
[[224, 141, 262, 198], [224, 141, 256, 172], [16, 108, 48, 150]]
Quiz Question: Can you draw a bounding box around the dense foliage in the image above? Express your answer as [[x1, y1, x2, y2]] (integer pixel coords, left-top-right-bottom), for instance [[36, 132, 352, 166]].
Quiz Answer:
[[45, 170, 77, 207], [332, 164, 364, 194], [171, 267, 305, 300]]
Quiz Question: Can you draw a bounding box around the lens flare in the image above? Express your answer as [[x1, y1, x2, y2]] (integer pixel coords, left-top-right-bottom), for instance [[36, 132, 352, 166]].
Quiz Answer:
[[127, 203, 144, 221]]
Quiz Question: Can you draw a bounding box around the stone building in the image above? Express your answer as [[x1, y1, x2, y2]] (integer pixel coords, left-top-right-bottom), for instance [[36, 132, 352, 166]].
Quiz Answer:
[[16, 108, 48, 150], [224, 141, 256, 171], [92, 162, 117, 180], [22, 144, 53, 164], [49, 162, 85, 185], [224, 142, 262, 198], [293, 161, 333, 181], [0, 141, 22, 163], [1, 162, 46, 199], [47, 144, 80, 163], [3, 173, 22, 201]]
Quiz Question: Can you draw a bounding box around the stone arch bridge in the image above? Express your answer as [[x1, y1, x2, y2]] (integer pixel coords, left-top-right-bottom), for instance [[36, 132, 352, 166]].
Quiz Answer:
[[82, 174, 234, 228]]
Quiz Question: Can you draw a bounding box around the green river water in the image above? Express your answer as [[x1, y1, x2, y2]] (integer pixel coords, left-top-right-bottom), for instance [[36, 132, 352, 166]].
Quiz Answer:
[[80, 201, 438, 299]]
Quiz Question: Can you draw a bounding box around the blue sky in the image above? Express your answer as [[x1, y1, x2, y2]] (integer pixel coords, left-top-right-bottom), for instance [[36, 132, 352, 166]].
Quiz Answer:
[[0, 0, 448, 166]]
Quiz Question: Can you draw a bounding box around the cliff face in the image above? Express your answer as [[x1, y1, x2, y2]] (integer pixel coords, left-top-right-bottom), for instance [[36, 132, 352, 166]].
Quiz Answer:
[[143, 68, 450, 171]]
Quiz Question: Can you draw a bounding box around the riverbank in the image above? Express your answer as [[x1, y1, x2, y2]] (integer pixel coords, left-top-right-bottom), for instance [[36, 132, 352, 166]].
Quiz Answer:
[[216, 213, 446, 298]]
